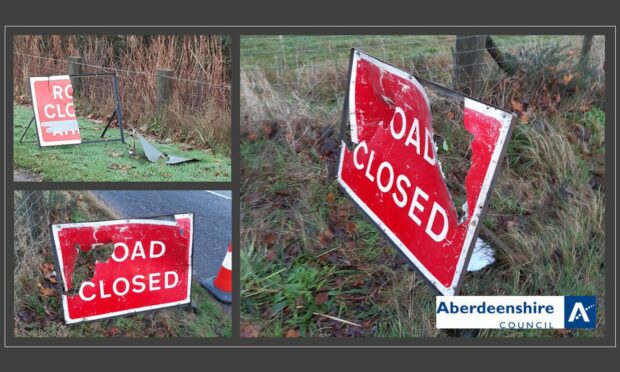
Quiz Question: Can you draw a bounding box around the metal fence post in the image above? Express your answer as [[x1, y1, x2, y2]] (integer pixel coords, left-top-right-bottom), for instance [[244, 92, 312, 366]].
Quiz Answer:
[[454, 35, 487, 97], [156, 68, 174, 115]]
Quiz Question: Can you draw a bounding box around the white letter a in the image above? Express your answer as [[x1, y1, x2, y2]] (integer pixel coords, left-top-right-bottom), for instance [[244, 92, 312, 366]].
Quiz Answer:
[[568, 303, 590, 323]]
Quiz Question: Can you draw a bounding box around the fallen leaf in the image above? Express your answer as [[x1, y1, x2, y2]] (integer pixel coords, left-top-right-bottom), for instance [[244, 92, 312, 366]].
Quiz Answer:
[[262, 122, 274, 137], [315, 291, 329, 305], [284, 329, 300, 338], [246, 132, 258, 141], [562, 74, 574, 85], [326, 193, 335, 204], [344, 221, 357, 235], [264, 232, 278, 246], [40, 263, 54, 273], [40, 263, 58, 283], [578, 104, 592, 113], [38, 283, 57, 298], [446, 111, 455, 120], [510, 98, 524, 113], [240, 324, 261, 338]]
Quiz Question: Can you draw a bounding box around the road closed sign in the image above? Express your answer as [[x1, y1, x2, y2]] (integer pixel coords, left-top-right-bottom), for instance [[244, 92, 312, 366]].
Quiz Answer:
[[29, 75, 81, 146], [338, 50, 514, 295], [51, 214, 193, 324]]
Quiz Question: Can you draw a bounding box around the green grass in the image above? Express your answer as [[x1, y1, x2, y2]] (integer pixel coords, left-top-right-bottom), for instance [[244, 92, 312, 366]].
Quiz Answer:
[[14, 190, 231, 338], [16, 284, 231, 338], [13, 105, 231, 182], [240, 35, 606, 338]]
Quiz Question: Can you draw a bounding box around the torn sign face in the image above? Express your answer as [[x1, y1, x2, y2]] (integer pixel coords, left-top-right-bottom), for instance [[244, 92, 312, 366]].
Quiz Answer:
[[50, 214, 193, 324], [337, 50, 514, 295]]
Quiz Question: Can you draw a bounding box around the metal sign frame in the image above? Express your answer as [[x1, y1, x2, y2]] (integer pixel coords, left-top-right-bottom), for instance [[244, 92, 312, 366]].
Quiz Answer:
[[49, 213, 194, 324], [338, 48, 516, 296], [20, 73, 125, 147]]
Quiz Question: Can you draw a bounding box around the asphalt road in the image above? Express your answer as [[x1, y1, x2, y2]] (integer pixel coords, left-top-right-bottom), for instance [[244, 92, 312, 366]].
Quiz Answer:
[[93, 190, 231, 289]]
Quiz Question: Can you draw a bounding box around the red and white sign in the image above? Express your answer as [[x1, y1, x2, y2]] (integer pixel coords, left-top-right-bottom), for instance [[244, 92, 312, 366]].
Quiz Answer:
[[338, 50, 513, 295], [51, 214, 193, 324], [29, 75, 81, 146]]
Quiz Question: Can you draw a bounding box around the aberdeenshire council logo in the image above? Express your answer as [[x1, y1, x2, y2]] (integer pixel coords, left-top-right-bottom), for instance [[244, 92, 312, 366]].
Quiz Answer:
[[435, 296, 596, 330], [564, 296, 597, 329]]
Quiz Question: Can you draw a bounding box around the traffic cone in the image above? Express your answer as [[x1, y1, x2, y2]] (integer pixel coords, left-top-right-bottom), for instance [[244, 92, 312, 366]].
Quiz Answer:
[[201, 243, 232, 304]]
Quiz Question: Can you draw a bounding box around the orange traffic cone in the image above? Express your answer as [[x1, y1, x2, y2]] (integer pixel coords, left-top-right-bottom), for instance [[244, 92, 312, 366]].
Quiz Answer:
[[201, 243, 232, 304]]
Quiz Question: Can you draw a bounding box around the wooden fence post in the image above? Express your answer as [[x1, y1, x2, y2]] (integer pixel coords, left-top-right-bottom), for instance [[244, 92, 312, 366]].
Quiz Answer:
[[580, 35, 594, 66], [156, 69, 174, 114], [454, 35, 487, 97], [67, 56, 82, 94]]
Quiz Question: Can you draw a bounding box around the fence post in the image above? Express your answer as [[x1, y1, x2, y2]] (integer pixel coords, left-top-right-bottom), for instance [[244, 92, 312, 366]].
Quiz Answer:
[[67, 56, 82, 94], [25, 190, 47, 242], [454, 35, 487, 97], [156, 69, 174, 115], [580, 35, 594, 66]]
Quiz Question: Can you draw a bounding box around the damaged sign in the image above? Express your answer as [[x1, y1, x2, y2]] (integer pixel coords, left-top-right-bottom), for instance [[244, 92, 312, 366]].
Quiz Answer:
[[30, 76, 81, 146], [337, 49, 514, 295], [137, 133, 196, 165], [50, 214, 193, 324]]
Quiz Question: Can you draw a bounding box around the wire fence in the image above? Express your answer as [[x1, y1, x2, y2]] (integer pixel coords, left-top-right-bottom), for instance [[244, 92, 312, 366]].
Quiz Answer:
[[14, 53, 230, 117], [14, 191, 51, 273], [240, 35, 604, 125]]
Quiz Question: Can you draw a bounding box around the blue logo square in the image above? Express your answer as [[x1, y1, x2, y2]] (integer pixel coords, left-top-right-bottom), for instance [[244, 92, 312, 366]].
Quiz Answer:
[[564, 296, 596, 329]]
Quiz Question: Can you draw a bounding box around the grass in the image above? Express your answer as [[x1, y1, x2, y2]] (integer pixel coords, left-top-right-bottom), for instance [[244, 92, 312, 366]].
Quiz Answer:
[[13, 104, 231, 182], [240, 35, 606, 337], [14, 190, 231, 338]]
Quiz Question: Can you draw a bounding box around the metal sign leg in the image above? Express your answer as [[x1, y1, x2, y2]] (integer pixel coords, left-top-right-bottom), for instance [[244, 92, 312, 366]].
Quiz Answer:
[[99, 109, 117, 138], [19, 116, 35, 143]]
